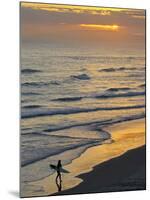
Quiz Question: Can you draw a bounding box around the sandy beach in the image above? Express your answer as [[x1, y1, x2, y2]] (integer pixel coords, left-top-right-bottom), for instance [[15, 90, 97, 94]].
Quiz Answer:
[[59, 145, 146, 195], [21, 118, 145, 197]]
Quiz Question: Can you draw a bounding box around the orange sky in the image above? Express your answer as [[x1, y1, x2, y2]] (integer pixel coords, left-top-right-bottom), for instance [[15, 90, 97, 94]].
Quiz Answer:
[[21, 2, 145, 54]]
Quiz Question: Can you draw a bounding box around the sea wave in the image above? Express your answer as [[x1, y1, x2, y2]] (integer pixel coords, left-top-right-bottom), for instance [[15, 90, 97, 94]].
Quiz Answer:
[[50, 81, 60, 85], [95, 91, 145, 99], [70, 73, 90, 80], [52, 90, 145, 102], [99, 67, 137, 72], [22, 92, 41, 96], [21, 134, 108, 167], [21, 104, 144, 119], [106, 87, 131, 92], [52, 96, 83, 102], [43, 112, 145, 133], [23, 105, 43, 109], [22, 81, 49, 87], [22, 80, 61, 88], [21, 111, 145, 168], [21, 68, 42, 74]]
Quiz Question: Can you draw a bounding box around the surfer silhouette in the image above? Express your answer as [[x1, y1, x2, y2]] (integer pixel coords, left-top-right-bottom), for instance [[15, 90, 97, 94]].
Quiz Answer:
[[56, 160, 62, 184], [50, 160, 69, 192]]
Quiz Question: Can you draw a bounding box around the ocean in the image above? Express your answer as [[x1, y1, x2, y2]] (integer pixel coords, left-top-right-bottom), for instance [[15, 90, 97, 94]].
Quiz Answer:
[[21, 43, 145, 184]]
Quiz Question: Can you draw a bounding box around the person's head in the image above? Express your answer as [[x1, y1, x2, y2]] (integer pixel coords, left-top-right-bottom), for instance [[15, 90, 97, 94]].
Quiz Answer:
[[58, 160, 61, 164], [57, 160, 62, 168]]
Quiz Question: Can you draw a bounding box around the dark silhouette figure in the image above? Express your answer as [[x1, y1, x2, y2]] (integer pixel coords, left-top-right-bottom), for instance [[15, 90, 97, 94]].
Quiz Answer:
[[55, 160, 62, 192], [56, 178, 62, 192]]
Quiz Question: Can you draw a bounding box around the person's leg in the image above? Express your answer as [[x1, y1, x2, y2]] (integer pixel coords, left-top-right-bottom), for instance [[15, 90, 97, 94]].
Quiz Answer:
[[59, 173, 62, 182], [56, 173, 59, 182], [55, 172, 62, 192]]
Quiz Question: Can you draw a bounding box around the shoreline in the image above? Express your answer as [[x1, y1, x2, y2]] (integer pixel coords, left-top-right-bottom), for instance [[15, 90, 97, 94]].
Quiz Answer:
[[58, 145, 146, 195], [21, 118, 145, 197]]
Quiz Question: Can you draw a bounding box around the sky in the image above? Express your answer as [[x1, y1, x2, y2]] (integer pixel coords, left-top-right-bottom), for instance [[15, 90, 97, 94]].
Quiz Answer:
[[20, 2, 145, 55]]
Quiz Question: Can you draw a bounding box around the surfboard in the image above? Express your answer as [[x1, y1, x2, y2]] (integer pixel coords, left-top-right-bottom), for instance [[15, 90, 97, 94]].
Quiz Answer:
[[49, 164, 70, 173]]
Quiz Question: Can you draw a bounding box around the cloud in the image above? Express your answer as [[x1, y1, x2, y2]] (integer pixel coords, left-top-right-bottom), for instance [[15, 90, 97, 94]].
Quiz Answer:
[[21, 2, 129, 16]]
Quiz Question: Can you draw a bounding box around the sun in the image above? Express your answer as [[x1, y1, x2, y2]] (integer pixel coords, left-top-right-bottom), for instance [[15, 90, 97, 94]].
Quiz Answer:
[[80, 24, 120, 31]]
